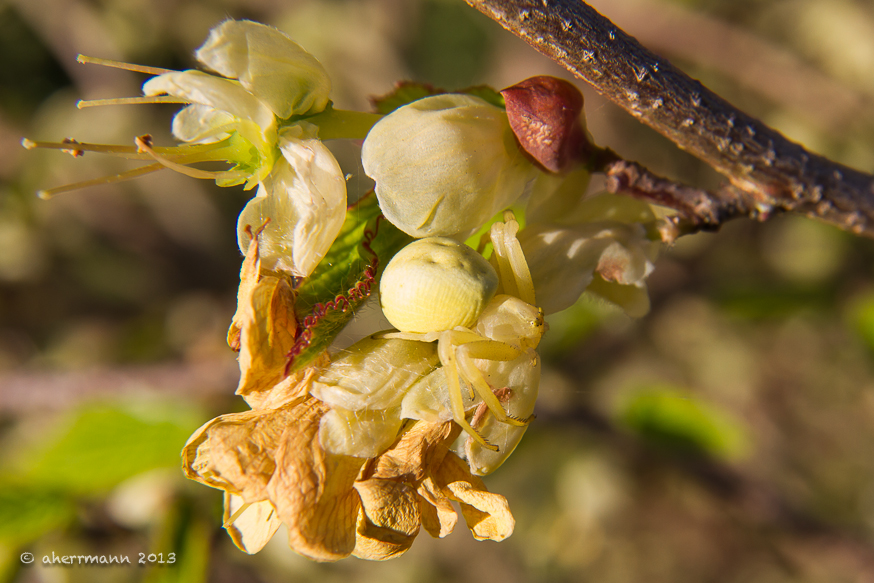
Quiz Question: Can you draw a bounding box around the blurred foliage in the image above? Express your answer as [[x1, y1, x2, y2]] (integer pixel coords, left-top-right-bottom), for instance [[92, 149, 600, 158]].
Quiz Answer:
[[617, 385, 749, 460], [3, 0, 874, 582]]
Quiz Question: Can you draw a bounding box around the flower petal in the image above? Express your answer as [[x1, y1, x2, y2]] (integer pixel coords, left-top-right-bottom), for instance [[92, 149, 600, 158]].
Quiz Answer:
[[235, 275, 299, 398], [417, 476, 458, 538], [318, 406, 404, 458], [144, 70, 275, 139], [267, 398, 364, 561], [518, 221, 655, 315], [223, 495, 282, 554], [401, 367, 478, 424], [310, 335, 439, 411], [171, 103, 237, 143], [237, 137, 346, 277], [352, 478, 420, 560], [195, 19, 331, 118], [362, 94, 535, 238], [434, 452, 515, 541], [181, 405, 302, 502]]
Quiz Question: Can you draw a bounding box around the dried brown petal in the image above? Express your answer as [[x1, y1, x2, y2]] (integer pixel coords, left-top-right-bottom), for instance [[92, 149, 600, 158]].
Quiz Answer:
[[417, 476, 458, 538], [352, 478, 421, 560], [267, 398, 365, 561], [363, 420, 460, 482], [228, 222, 264, 351], [182, 404, 304, 501], [434, 452, 515, 541], [236, 275, 299, 401], [223, 495, 283, 554], [502, 75, 589, 174]]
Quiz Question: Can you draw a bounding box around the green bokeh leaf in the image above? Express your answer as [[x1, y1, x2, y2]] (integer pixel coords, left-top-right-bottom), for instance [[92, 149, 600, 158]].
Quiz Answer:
[[21, 403, 202, 494], [618, 386, 749, 460], [287, 192, 412, 373], [0, 483, 75, 544], [848, 291, 874, 354]]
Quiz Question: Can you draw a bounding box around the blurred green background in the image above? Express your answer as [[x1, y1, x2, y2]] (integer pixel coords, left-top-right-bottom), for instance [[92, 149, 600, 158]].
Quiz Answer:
[[4, 0, 874, 581]]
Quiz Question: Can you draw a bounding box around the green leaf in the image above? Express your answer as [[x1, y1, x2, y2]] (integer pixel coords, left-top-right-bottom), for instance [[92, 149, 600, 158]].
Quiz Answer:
[[143, 499, 211, 583], [0, 483, 75, 544], [618, 386, 749, 460], [288, 192, 412, 373], [847, 291, 874, 354], [372, 82, 504, 114], [20, 403, 203, 494]]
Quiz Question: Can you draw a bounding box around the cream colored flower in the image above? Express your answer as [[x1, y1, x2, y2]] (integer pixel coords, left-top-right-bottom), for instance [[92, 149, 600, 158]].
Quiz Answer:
[[195, 19, 331, 119], [518, 193, 659, 317], [361, 94, 536, 238], [143, 19, 332, 188], [236, 132, 346, 278]]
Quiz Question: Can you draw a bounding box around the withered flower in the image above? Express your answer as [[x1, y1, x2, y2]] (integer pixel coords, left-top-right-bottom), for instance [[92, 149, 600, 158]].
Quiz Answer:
[[182, 388, 514, 560], [184, 226, 514, 561]]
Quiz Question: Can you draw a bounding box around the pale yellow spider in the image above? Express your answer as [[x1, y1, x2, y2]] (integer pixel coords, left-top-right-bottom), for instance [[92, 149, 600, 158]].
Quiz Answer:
[[379, 213, 544, 456]]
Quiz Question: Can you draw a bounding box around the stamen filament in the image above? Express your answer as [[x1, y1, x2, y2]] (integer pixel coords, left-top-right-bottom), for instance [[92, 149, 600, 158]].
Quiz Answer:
[[37, 162, 166, 199], [77, 54, 175, 76], [78, 96, 190, 109], [135, 136, 247, 181], [22, 137, 236, 161]]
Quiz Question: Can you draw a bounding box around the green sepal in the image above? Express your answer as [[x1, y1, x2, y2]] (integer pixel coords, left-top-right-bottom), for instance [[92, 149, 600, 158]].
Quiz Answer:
[[372, 81, 505, 114], [287, 192, 412, 373]]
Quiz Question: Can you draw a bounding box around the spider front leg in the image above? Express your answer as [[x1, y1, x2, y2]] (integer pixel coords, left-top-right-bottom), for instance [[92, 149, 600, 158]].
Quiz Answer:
[[437, 332, 500, 452], [489, 211, 536, 306], [450, 332, 534, 427]]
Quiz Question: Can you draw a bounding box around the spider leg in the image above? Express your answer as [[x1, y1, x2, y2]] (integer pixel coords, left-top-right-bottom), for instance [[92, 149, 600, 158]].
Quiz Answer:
[[491, 213, 536, 306], [378, 330, 441, 342], [455, 338, 533, 427], [437, 334, 499, 452]]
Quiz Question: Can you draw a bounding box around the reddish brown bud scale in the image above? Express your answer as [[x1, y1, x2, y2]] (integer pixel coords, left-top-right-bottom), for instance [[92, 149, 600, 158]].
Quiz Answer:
[[501, 76, 589, 173]]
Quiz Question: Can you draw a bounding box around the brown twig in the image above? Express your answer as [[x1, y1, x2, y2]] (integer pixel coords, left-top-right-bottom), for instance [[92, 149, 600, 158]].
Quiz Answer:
[[465, 0, 874, 237]]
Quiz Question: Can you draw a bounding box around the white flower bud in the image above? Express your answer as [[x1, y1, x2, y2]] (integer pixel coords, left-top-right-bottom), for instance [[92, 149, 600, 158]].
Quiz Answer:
[[236, 136, 346, 277], [195, 19, 331, 118], [362, 94, 536, 238]]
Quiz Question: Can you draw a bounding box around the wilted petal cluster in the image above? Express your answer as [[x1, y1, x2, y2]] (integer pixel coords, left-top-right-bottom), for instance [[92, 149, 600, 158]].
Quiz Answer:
[[182, 382, 515, 561]]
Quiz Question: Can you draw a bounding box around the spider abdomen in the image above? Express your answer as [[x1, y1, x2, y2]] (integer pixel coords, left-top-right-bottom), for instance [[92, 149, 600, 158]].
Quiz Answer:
[[380, 237, 498, 333]]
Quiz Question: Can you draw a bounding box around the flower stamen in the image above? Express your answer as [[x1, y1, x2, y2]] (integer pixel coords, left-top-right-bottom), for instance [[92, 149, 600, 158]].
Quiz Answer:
[[134, 135, 247, 182], [76, 53, 175, 76], [36, 163, 166, 199], [77, 95, 189, 109]]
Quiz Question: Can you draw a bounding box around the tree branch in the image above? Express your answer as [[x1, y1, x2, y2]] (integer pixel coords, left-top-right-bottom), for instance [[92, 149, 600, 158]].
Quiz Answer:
[[465, 0, 874, 237]]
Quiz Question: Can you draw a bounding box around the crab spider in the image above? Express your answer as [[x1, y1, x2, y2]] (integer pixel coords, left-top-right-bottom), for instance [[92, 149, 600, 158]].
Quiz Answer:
[[379, 213, 544, 454]]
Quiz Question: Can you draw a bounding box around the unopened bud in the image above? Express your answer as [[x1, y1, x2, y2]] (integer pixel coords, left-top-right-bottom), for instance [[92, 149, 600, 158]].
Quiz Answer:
[[501, 76, 590, 173]]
